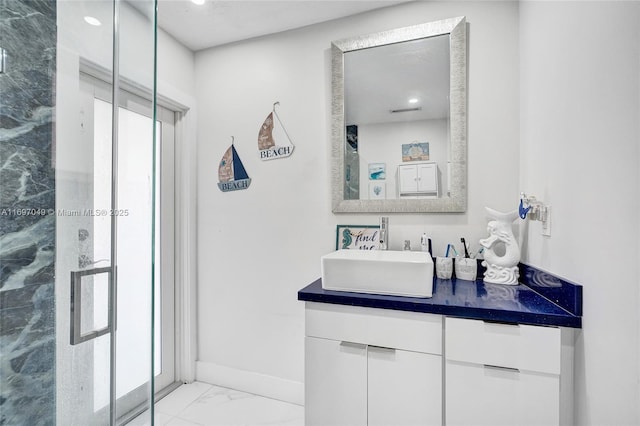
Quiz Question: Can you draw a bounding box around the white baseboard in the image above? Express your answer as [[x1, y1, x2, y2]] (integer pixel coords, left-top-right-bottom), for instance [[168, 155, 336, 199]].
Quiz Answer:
[[195, 361, 304, 406]]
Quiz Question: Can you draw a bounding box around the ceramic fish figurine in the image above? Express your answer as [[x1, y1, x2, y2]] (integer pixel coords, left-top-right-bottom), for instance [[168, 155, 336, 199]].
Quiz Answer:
[[479, 207, 520, 285]]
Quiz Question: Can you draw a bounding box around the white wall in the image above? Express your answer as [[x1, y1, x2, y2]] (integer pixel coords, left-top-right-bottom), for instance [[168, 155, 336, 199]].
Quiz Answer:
[[194, 1, 519, 403], [519, 2, 640, 424], [358, 119, 448, 199], [191, 1, 640, 422]]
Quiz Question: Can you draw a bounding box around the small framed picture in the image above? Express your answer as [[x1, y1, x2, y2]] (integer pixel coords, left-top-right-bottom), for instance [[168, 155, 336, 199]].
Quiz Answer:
[[336, 225, 380, 250], [402, 142, 430, 162], [368, 163, 386, 180], [369, 182, 386, 200]]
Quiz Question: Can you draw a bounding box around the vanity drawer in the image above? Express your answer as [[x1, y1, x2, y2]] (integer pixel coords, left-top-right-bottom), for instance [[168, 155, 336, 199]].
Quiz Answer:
[[445, 317, 560, 374], [446, 360, 560, 426], [305, 302, 442, 355]]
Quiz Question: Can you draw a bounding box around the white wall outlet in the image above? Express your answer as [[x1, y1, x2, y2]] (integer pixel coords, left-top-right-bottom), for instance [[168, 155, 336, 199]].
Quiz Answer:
[[541, 206, 551, 237]]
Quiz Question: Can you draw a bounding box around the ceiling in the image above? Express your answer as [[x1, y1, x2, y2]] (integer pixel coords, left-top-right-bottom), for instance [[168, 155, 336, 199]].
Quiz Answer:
[[146, 0, 447, 126], [153, 0, 410, 51]]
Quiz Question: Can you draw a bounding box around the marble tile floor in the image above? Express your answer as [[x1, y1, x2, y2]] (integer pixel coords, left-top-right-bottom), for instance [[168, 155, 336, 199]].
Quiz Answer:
[[128, 381, 304, 426]]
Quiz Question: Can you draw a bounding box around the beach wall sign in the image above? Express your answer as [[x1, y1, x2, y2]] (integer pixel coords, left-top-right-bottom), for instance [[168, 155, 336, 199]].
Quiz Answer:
[[218, 137, 251, 192], [258, 102, 294, 161]]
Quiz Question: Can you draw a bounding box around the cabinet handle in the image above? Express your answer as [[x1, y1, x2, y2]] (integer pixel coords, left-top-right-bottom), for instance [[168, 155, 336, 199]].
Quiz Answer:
[[368, 345, 396, 353], [483, 320, 520, 327], [483, 364, 520, 373], [339, 341, 366, 349]]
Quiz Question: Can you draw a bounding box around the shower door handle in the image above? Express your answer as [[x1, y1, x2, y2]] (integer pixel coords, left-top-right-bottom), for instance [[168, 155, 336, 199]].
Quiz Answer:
[[70, 266, 114, 345]]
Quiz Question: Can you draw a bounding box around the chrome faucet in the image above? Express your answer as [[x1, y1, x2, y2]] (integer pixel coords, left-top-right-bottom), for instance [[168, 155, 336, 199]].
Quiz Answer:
[[379, 216, 389, 250]]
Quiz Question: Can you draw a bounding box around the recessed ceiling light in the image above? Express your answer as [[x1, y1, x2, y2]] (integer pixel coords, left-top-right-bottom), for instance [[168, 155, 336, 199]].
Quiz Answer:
[[408, 98, 419, 104], [192, 0, 205, 5], [84, 16, 102, 26]]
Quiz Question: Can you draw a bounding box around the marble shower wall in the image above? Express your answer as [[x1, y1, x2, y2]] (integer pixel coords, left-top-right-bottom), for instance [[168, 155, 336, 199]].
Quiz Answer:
[[0, 0, 57, 424]]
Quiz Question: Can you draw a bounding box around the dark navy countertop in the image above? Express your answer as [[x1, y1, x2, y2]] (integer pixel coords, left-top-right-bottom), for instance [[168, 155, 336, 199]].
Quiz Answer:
[[298, 263, 582, 328]]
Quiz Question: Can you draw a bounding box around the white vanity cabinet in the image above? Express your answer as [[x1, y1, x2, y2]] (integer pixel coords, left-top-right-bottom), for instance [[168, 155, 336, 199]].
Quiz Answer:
[[397, 162, 438, 197], [305, 302, 443, 426], [445, 317, 575, 426], [303, 300, 576, 426]]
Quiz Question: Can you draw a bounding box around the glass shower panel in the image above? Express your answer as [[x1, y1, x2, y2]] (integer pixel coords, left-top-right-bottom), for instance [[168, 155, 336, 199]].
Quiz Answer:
[[115, 2, 157, 422], [55, 0, 157, 424], [56, 1, 114, 422]]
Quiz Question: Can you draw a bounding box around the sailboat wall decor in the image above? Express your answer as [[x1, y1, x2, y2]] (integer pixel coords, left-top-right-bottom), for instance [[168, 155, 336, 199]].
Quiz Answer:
[[258, 101, 295, 161], [218, 137, 252, 192]]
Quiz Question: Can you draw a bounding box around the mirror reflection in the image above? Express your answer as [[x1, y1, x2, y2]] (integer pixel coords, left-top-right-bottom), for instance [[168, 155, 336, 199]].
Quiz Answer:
[[344, 35, 451, 201], [331, 16, 466, 213]]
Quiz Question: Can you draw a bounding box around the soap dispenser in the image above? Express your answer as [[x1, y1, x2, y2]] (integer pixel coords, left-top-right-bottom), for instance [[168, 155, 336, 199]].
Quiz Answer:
[[420, 233, 432, 254]]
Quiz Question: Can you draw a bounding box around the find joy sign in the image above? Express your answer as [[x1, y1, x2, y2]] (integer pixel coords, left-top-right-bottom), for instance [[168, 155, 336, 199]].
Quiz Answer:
[[336, 225, 381, 250]]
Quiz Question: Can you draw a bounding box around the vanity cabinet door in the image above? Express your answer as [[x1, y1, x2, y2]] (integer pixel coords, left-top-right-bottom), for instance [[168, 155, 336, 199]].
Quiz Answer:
[[446, 360, 559, 426], [305, 303, 444, 425], [305, 336, 367, 426], [368, 346, 442, 426]]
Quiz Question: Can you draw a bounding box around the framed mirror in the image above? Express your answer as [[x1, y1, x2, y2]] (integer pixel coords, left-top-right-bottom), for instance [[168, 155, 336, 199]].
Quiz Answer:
[[331, 16, 467, 213]]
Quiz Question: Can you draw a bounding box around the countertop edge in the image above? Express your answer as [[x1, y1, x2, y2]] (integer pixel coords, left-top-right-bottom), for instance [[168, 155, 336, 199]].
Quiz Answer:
[[298, 275, 583, 329]]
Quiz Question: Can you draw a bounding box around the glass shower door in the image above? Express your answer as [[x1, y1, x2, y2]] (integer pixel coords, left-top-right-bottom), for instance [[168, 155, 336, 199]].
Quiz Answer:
[[55, 0, 157, 424]]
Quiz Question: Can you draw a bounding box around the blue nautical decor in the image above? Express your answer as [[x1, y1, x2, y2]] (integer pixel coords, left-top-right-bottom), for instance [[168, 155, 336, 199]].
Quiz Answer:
[[218, 138, 251, 192]]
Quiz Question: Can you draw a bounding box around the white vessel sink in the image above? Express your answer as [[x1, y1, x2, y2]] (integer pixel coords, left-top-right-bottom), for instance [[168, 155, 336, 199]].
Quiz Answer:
[[321, 250, 434, 298]]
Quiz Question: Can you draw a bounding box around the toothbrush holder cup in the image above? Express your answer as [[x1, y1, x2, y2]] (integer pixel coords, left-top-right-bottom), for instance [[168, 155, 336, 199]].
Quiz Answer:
[[436, 257, 454, 280], [455, 257, 477, 281]]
